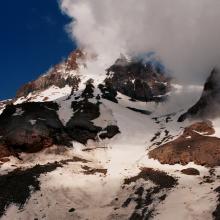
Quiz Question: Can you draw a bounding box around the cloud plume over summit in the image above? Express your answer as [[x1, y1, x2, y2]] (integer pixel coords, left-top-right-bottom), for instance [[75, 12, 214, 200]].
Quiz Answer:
[[59, 0, 220, 84]]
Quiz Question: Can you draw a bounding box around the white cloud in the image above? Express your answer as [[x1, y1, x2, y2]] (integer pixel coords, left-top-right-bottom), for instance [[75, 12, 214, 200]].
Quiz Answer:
[[59, 0, 220, 84]]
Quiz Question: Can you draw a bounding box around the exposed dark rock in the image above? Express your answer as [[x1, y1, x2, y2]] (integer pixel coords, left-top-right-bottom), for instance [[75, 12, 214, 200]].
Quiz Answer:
[[181, 168, 200, 176], [213, 186, 220, 220], [59, 157, 90, 164], [98, 83, 118, 103], [0, 102, 71, 153], [105, 57, 170, 102], [149, 121, 220, 167], [0, 162, 62, 217], [124, 167, 177, 188], [66, 82, 120, 144], [82, 79, 95, 99], [150, 131, 161, 142], [66, 100, 102, 144], [68, 208, 75, 213], [0, 80, 120, 155], [127, 107, 151, 115], [178, 68, 220, 122], [0, 143, 13, 160], [99, 125, 120, 139], [82, 165, 107, 175], [122, 168, 177, 219]]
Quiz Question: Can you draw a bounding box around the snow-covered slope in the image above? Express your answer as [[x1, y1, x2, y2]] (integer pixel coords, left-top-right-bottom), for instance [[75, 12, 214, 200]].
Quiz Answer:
[[0, 50, 220, 220]]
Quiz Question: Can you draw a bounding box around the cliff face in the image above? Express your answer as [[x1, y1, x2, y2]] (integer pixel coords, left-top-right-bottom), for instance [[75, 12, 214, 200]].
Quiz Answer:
[[105, 57, 171, 102], [178, 68, 220, 122]]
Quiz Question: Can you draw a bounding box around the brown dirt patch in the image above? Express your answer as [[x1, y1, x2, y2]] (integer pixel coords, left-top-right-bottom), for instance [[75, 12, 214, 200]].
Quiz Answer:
[[149, 121, 220, 167]]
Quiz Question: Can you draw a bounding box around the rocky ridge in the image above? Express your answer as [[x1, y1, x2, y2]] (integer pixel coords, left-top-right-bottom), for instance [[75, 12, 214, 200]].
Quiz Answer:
[[178, 68, 220, 122]]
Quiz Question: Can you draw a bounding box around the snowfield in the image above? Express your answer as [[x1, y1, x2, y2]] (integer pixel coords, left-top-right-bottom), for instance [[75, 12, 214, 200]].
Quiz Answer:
[[1, 80, 220, 220]]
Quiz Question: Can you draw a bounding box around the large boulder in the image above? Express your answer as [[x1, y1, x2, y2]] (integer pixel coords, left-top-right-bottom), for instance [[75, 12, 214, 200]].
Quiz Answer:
[[0, 102, 71, 153]]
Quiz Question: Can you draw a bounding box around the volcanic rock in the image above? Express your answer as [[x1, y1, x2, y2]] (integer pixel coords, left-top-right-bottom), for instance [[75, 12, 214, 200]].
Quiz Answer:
[[66, 100, 102, 144], [0, 102, 71, 153], [99, 125, 120, 139], [105, 56, 170, 102], [181, 168, 200, 176], [149, 121, 220, 167], [122, 168, 177, 219]]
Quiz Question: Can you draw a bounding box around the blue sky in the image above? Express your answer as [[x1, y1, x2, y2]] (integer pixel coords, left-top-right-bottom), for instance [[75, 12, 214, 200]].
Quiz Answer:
[[0, 0, 76, 100]]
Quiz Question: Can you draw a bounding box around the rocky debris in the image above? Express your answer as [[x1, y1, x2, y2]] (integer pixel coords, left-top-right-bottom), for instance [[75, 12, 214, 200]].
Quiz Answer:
[[98, 83, 118, 103], [66, 99, 120, 144], [178, 68, 220, 122], [181, 168, 200, 176], [150, 114, 176, 148], [99, 125, 120, 139], [0, 143, 13, 160], [81, 79, 95, 99], [66, 81, 120, 144], [122, 168, 177, 219], [0, 80, 120, 158], [127, 107, 152, 115], [0, 102, 72, 154], [56, 157, 90, 166], [68, 208, 75, 213], [0, 162, 62, 217], [66, 99, 102, 144], [82, 165, 107, 175], [187, 121, 215, 135], [213, 186, 220, 220], [149, 121, 220, 167], [150, 131, 161, 142], [124, 168, 177, 188], [201, 176, 215, 184], [200, 169, 216, 184], [16, 50, 84, 98], [105, 56, 170, 102]]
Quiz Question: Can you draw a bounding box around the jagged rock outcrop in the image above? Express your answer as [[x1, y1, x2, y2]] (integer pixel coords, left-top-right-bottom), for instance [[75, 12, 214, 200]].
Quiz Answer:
[[178, 68, 220, 122], [16, 50, 84, 98], [105, 56, 171, 102], [66, 100, 102, 144], [66, 80, 120, 144], [0, 80, 121, 157]]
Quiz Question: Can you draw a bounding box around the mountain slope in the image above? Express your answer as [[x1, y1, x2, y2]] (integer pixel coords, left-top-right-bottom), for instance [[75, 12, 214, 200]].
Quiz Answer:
[[0, 50, 220, 220]]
